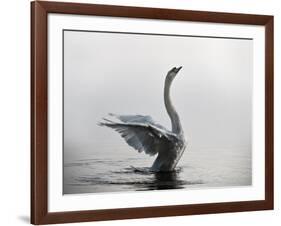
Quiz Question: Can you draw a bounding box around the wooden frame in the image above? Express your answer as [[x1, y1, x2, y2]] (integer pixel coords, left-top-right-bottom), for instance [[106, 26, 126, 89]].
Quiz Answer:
[[31, 1, 274, 224]]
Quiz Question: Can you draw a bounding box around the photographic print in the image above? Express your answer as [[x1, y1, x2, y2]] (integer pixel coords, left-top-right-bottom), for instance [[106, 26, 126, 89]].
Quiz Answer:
[[31, 2, 273, 224], [63, 30, 253, 195]]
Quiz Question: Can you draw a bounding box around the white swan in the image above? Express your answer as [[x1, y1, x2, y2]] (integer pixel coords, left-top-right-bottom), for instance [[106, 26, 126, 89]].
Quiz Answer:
[[99, 66, 186, 172]]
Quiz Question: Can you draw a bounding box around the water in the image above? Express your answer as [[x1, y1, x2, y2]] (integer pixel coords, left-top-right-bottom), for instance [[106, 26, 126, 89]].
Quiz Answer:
[[63, 147, 251, 194]]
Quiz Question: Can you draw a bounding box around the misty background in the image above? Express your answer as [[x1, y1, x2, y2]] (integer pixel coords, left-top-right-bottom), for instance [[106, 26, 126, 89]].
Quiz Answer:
[[64, 30, 252, 162]]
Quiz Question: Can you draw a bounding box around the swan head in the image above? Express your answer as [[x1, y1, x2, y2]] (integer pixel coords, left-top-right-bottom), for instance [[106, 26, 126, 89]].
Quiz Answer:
[[166, 66, 182, 83]]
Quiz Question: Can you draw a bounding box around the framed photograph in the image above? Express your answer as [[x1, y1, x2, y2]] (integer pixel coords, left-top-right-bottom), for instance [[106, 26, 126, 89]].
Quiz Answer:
[[31, 1, 274, 225]]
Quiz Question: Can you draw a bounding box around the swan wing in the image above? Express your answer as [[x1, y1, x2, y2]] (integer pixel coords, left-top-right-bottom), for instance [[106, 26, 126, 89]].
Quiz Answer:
[[99, 118, 175, 156], [108, 113, 168, 131]]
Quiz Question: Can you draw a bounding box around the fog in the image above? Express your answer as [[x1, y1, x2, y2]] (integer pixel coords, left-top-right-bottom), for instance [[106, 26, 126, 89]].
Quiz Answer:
[[63, 30, 253, 161]]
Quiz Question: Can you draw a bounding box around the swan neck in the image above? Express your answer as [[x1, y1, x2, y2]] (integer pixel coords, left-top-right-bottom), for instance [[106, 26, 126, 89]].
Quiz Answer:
[[164, 78, 183, 134]]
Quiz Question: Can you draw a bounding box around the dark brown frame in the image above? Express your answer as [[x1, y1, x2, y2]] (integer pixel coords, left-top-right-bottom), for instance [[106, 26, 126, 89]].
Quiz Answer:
[[31, 1, 274, 224]]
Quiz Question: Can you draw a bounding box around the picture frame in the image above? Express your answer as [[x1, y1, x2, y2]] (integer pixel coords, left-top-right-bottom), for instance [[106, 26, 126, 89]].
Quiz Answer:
[[31, 1, 274, 225]]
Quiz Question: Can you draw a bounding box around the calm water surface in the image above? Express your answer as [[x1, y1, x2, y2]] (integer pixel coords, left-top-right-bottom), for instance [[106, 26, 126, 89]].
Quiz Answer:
[[64, 147, 251, 194]]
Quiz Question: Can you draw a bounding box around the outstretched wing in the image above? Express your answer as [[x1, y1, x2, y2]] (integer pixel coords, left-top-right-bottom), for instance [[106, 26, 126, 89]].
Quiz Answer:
[[108, 113, 168, 131], [98, 114, 175, 156]]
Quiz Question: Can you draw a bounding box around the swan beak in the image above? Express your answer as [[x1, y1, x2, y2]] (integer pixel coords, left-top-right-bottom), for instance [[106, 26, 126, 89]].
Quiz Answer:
[[175, 66, 182, 73]]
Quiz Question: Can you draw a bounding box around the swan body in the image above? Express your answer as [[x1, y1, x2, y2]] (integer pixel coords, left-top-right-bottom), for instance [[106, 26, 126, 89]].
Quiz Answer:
[[99, 67, 186, 172]]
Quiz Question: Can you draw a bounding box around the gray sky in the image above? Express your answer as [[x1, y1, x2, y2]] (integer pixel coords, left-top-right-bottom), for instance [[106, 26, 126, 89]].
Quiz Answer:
[[63, 30, 253, 160]]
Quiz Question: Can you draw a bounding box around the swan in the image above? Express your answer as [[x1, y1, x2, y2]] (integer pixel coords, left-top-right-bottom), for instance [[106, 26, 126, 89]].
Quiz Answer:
[[99, 66, 186, 172]]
